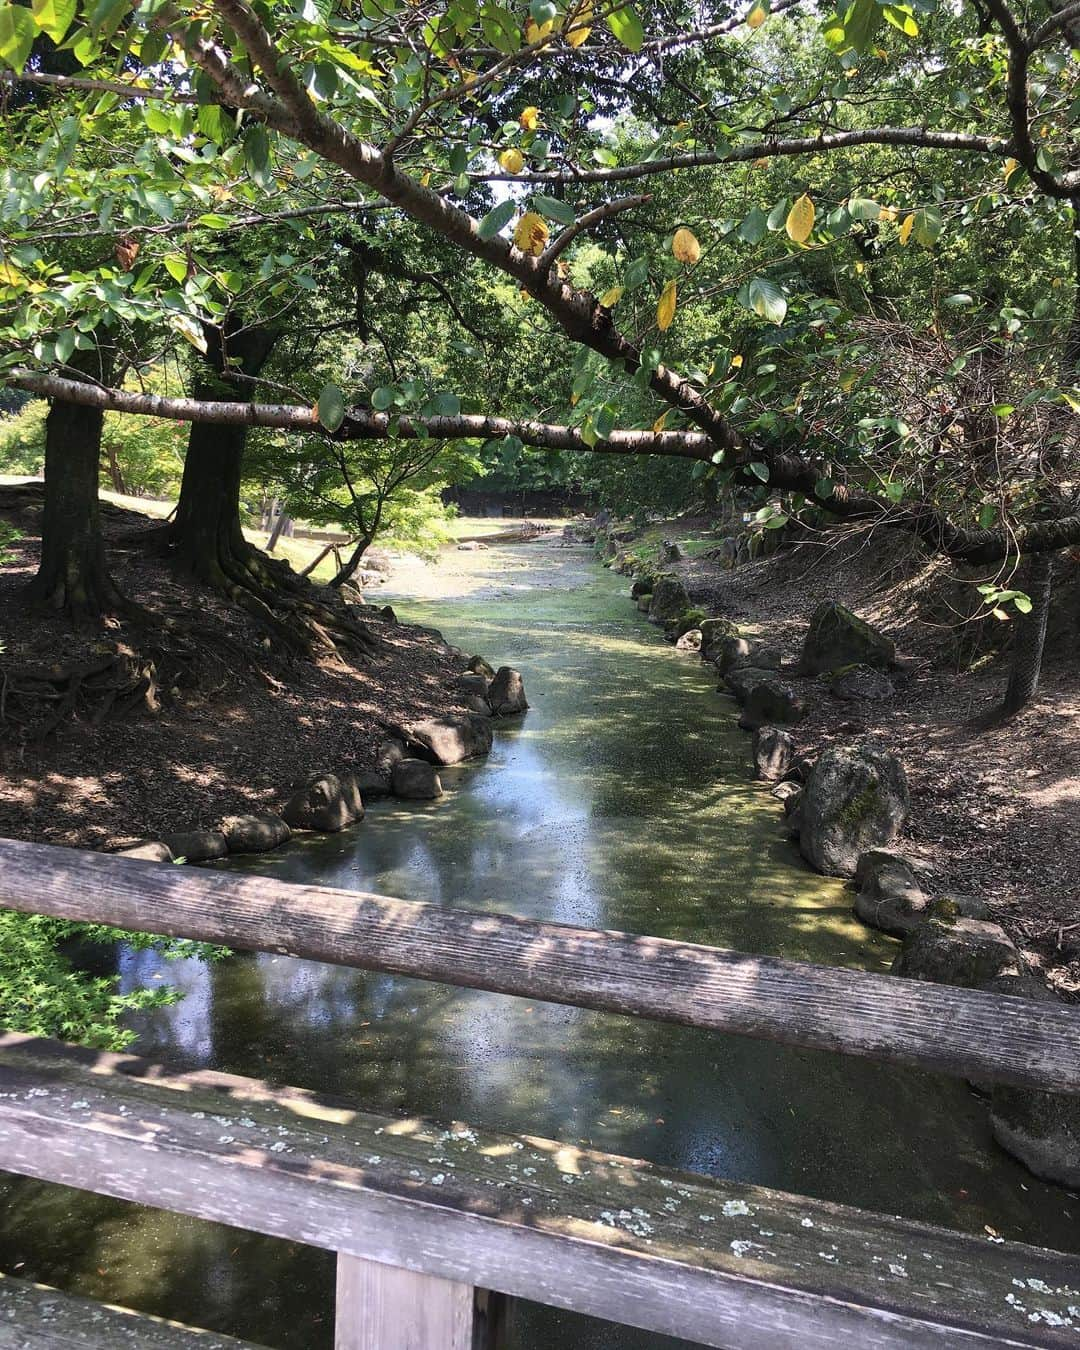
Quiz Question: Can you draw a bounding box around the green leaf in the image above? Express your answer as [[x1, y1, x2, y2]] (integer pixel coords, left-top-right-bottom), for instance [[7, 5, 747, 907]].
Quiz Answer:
[[882, 3, 918, 36], [738, 205, 768, 245], [846, 197, 880, 221], [840, 0, 884, 53], [317, 383, 347, 432], [533, 194, 576, 225], [912, 205, 943, 248], [423, 391, 461, 417], [606, 1, 644, 51], [371, 386, 397, 411], [814, 476, 834, 498], [244, 125, 272, 190], [477, 198, 515, 241], [624, 255, 650, 289], [198, 103, 235, 145], [54, 328, 76, 363], [748, 461, 770, 482], [163, 254, 188, 282], [1013, 593, 1033, 615], [31, 0, 75, 43], [0, 5, 37, 70], [747, 276, 787, 325]]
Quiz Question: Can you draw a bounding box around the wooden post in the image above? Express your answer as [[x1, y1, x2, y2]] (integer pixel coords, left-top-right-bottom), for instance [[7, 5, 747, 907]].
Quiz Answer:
[[335, 1254, 476, 1350]]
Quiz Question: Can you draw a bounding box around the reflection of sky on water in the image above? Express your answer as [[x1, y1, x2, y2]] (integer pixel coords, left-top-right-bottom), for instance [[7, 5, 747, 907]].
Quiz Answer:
[[3, 543, 1078, 1350]]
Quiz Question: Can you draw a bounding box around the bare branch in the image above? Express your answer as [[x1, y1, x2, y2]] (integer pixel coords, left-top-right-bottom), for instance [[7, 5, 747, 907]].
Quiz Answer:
[[538, 194, 652, 271]]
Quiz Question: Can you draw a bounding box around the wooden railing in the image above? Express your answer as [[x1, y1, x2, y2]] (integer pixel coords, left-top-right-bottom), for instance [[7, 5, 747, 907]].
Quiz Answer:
[[0, 838, 1078, 1350]]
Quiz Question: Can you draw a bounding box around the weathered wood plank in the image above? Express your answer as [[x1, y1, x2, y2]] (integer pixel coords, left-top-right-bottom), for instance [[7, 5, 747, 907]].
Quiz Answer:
[[0, 1035, 1077, 1350], [0, 1272, 264, 1348], [335, 1255, 474, 1350], [0, 838, 1077, 1094]]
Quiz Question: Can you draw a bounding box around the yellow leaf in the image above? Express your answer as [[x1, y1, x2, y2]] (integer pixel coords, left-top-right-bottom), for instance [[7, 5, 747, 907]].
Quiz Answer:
[[498, 148, 524, 174], [746, 2, 767, 27], [898, 212, 914, 245], [730, 354, 743, 369], [599, 284, 623, 307], [420, 171, 431, 186], [785, 193, 815, 244], [656, 279, 677, 331], [672, 227, 701, 263], [565, 0, 592, 46], [752, 157, 769, 169], [525, 16, 554, 41], [878, 205, 896, 222], [839, 369, 859, 391], [513, 211, 549, 255], [653, 410, 669, 432], [519, 106, 540, 131], [1003, 157, 1018, 180], [0, 263, 25, 287]]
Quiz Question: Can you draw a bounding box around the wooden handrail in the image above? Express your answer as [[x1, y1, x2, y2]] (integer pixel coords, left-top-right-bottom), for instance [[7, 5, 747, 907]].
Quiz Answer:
[[1, 1033, 1078, 1349], [1, 838, 1078, 1093]]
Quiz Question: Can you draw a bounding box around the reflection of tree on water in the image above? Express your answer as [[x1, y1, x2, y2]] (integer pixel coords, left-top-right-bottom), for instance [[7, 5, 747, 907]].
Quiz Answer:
[[3, 543, 1077, 1350]]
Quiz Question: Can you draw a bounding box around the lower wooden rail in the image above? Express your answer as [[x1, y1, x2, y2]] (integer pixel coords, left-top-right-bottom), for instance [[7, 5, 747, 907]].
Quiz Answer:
[[0, 1033, 1078, 1349]]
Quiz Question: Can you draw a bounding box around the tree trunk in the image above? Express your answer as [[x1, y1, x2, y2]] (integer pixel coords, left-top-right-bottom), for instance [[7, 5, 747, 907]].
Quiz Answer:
[[28, 346, 126, 620], [1001, 553, 1053, 716], [266, 509, 291, 552], [103, 441, 127, 496], [170, 321, 279, 587], [330, 533, 374, 587]]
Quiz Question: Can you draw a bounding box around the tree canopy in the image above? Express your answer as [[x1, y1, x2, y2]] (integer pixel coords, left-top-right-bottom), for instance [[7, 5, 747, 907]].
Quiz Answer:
[[0, 0, 1078, 570]]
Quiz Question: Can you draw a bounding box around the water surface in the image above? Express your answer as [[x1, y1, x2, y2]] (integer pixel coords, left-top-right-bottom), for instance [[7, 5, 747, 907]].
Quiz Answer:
[[0, 541, 1075, 1347]]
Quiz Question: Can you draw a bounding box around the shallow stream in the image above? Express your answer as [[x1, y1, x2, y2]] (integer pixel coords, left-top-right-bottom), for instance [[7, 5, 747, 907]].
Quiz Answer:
[[0, 541, 1075, 1347]]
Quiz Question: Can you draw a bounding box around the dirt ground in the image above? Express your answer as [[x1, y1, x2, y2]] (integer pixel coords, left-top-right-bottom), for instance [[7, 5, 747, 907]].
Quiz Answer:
[[0, 489, 479, 851], [651, 520, 1080, 996]]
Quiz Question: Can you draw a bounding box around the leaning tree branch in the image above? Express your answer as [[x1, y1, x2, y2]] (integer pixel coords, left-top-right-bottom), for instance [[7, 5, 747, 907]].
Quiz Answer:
[[481, 127, 1006, 187], [11, 371, 1080, 564], [6, 371, 714, 458], [538, 194, 652, 271]]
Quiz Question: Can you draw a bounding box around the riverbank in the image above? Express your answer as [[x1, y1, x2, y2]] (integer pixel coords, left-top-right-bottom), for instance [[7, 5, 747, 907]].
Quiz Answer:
[[615, 519, 1080, 998], [0, 494, 504, 851]]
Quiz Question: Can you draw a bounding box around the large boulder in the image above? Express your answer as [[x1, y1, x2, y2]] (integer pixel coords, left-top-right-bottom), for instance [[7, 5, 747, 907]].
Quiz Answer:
[[799, 601, 894, 675], [853, 850, 930, 937], [648, 576, 691, 624], [722, 666, 784, 704], [752, 726, 796, 781], [798, 743, 909, 876], [282, 772, 364, 832], [457, 672, 489, 698], [392, 758, 443, 800], [488, 666, 529, 715], [699, 618, 740, 661], [115, 840, 173, 862], [738, 678, 805, 731], [830, 664, 896, 701], [715, 637, 782, 677], [631, 575, 656, 600], [467, 655, 495, 679], [161, 829, 228, 863], [891, 917, 1022, 987], [675, 628, 702, 653], [401, 714, 493, 765], [220, 812, 291, 854]]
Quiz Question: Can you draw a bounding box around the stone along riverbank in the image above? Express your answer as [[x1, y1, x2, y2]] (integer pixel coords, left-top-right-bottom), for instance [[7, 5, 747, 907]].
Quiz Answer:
[[0, 537, 1076, 1350]]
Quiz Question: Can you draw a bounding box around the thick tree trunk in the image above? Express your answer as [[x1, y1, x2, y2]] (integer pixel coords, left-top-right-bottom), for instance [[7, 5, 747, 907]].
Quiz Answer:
[[28, 346, 126, 620], [170, 321, 279, 587], [1001, 554, 1054, 716]]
